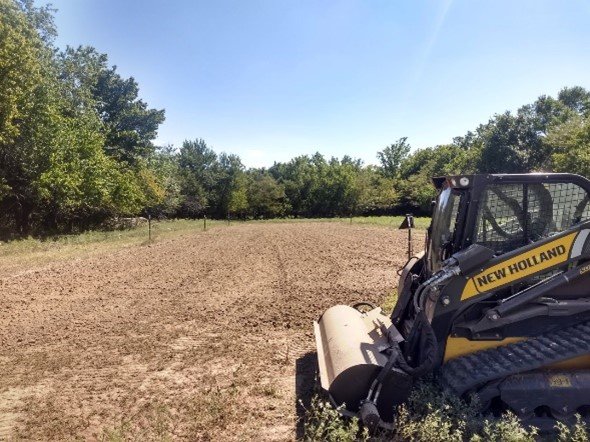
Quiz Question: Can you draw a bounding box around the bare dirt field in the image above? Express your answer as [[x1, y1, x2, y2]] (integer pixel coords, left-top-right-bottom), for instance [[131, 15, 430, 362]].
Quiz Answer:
[[0, 222, 424, 441]]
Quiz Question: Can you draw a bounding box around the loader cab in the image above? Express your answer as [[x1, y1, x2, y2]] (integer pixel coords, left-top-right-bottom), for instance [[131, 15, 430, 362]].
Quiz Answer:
[[426, 173, 590, 368], [426, 173, 590, 277]]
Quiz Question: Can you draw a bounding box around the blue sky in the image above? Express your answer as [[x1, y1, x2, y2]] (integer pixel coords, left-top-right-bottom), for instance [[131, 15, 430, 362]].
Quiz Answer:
[[43, 0, 590, 168]]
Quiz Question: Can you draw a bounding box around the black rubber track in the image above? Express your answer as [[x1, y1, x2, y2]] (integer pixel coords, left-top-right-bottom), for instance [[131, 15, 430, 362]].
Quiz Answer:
[[439, 320, 590, 396]]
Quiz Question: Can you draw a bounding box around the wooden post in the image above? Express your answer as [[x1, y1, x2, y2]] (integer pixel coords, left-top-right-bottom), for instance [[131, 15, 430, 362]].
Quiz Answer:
[[203, 215, 207, 231], [148, 214, 152, 241]]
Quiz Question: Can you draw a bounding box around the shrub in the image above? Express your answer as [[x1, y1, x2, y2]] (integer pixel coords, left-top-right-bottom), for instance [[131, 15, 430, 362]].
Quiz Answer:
[[556, 415, 589, 442], [302, 379, 590, 441], [302, 396, 369, 442]]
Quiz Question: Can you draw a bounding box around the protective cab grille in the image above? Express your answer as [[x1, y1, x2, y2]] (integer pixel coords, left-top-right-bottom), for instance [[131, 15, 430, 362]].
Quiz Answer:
[[475, 182, 590, 256]]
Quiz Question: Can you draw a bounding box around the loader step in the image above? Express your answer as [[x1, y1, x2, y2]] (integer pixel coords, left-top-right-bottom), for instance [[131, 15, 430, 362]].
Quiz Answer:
[[439, 320, 590, 396]]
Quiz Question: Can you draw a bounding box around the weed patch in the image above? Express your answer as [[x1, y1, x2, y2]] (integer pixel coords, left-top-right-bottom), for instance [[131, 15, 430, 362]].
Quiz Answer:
[[100, 403, 174, 442], [302, 379, 589, 441], [381, 291, 398, 315], [301, 396, 369, 442]]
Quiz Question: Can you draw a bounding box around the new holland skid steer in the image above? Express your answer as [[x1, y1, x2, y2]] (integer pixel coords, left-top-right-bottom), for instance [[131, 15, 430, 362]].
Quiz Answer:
[[315, 173, 590, 431]]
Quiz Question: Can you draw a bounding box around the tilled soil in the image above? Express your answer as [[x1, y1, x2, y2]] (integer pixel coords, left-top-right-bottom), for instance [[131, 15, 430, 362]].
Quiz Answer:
[[0, 222, 423, 441]]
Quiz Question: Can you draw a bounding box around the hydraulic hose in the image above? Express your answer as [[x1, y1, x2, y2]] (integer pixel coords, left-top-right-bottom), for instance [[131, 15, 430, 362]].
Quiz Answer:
[[394, 311, 439, 377]]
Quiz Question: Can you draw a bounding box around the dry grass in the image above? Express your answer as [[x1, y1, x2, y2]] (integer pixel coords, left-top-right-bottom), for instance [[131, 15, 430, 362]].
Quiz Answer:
[[0, 219, 221, 275]]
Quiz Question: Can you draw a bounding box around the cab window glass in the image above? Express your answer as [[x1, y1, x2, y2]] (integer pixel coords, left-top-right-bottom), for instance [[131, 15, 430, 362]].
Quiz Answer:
[[429, 185, 462, 271]]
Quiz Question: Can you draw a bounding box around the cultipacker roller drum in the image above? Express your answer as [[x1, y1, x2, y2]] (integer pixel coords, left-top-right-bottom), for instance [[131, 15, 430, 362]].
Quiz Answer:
[[314, 305, 411, 423]]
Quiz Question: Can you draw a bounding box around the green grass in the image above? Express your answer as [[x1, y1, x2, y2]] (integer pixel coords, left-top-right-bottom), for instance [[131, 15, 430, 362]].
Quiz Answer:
[[381, 291, 398, 316], [245, 215, 431, 229], [345, 215, 430, 229]]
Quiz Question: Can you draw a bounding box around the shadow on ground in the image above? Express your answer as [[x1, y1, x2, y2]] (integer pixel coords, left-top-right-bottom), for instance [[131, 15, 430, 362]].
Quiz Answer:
[[295, 351, 318, 439]]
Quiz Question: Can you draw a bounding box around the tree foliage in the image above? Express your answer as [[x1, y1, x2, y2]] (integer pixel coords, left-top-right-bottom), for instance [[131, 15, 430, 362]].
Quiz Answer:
[[392, 86, 590, 213], [0, 0, 165, 235], [2, 0, 590, 234], [377, 137, 411, 178], [547, 115, 590, 177]]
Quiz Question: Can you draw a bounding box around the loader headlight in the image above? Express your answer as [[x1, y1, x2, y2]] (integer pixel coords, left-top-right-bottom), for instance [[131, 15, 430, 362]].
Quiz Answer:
[[460, 177, 470, 187]]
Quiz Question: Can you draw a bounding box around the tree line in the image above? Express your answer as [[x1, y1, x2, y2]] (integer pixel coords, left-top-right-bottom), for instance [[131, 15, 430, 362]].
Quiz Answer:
[[1, 0, 590, 237]]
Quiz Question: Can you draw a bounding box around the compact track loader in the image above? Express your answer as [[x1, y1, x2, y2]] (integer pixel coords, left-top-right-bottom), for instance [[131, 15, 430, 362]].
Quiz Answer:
[[315, 173, 590, 431]]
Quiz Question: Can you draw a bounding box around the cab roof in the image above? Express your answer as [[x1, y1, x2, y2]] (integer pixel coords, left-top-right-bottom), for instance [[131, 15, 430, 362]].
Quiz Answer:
[[432, 173, 589, 190]]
